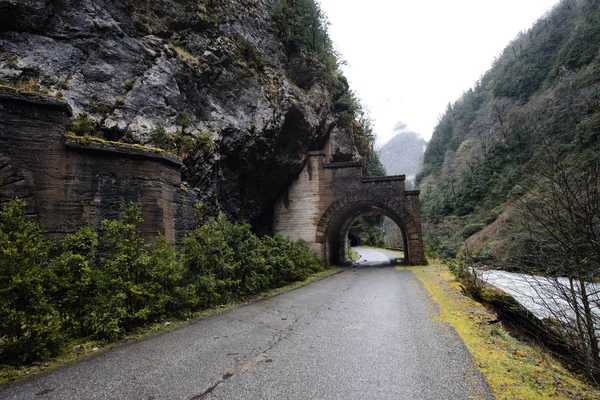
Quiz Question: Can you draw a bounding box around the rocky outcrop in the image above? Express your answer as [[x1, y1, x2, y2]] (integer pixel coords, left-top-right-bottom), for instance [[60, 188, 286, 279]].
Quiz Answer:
[[0, 0, 367, 232]]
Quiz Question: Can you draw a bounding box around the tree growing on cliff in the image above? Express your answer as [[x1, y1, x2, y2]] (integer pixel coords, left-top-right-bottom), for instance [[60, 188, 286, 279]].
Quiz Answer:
[[271, 0, 337, 70]]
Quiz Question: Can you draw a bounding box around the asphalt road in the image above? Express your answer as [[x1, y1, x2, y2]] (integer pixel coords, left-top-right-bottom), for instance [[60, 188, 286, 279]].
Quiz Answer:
[[0, 256, 492, 400], [352, 246, 402, 266]]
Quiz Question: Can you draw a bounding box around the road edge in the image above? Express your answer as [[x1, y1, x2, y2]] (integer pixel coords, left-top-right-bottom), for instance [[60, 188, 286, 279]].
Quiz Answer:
[[405, 261, 600, 399]]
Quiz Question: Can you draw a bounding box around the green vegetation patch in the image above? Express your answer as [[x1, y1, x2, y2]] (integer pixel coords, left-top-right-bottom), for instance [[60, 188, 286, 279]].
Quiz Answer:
[[235, 37, 266, 73], [0, 199, 326, 383], [149, 124, 214, 159], [407, 260, 600, 399]]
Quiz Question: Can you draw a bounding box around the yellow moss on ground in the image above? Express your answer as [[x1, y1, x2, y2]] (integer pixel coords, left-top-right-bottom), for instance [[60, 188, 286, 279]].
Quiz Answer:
[[402, 260, 600, 399], [64, 133, 177, 157]]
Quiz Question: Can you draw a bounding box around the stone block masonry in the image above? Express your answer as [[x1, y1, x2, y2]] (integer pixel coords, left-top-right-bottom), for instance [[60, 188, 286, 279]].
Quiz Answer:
[[273, 150, 426, 265], [0, 88, 194, 243]]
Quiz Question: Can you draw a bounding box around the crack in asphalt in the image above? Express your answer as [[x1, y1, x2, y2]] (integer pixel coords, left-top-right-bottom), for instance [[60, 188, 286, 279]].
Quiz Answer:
[[189, 271, 359, 400], [189, 314, 301, 400]]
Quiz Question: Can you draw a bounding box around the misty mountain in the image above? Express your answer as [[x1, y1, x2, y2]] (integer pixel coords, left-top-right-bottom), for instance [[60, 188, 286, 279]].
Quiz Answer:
[[378, 126, 427, 182]]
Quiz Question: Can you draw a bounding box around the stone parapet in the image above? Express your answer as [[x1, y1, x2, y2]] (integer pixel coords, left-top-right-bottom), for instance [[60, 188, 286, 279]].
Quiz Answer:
[[362, 175, 406, 183], [64, 136, 183, 167]]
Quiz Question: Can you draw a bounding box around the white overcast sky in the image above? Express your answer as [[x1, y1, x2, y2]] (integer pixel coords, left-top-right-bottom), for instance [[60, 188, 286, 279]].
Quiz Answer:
[[318, 0, 560, 145]]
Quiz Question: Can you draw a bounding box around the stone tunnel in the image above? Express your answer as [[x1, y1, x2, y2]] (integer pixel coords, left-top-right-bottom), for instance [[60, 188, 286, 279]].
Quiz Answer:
[[273, 150, 426, 266]]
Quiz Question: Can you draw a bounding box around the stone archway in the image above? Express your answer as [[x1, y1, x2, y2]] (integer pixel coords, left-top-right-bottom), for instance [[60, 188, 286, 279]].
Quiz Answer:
[[316, 194, 419, 265], [273, 150, 426, 266]]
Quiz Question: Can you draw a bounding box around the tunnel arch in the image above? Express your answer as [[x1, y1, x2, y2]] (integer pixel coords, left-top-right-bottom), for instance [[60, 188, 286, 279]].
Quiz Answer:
[[316, 193, 418, 265], [338, 207, 407, 264], [272, 150, 425, 266]]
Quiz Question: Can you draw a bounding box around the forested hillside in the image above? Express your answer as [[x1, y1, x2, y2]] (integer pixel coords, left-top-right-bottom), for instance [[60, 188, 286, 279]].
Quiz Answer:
[[418, 0, 600, 264]]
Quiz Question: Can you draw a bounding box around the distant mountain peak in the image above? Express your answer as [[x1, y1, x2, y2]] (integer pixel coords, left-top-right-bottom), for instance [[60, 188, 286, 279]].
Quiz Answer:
[[378, 127, 426, 182]]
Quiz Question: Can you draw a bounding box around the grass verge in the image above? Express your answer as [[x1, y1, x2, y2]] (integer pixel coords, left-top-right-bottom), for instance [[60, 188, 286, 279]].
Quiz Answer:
[[402, 260, 600, 399], [0, 268, 340, 385]]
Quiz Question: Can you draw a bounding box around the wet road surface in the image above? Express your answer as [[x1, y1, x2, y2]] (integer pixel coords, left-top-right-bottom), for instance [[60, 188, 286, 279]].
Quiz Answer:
[[351, 246, 402, 266], [1, 264, 491, 400]]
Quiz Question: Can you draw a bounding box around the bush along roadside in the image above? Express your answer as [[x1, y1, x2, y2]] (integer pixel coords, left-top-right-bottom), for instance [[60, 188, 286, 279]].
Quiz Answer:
[[0, 199, 324, 373]]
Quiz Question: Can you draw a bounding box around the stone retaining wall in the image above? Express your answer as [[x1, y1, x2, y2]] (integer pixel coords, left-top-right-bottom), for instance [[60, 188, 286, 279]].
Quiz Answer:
[[0, 88, 195, 242]]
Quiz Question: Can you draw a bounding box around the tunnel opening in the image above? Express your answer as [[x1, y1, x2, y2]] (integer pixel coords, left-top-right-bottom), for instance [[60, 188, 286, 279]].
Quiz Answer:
[[320, 200, 410, 266], [345, 213, 405, 265], [347, 215, 404, 250], [348, 230, 361, 247]]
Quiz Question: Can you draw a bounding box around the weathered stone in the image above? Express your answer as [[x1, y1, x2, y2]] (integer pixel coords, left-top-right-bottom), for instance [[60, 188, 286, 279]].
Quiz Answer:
[[273, 145, 425, 265], [0, 88, 194, 243]]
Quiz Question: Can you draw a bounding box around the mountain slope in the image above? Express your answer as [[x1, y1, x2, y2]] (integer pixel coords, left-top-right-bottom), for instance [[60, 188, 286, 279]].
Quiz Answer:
[[378, 126, 426, 182], [417, 0, 600, 262]]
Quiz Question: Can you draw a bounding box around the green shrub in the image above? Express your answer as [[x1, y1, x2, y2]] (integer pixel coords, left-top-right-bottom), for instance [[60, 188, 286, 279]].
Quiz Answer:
[[174, 132, 214, 158], [262, 233, 294, 286], [261, 234, 323, 286], [94, 202, 153, 338], [148, 234, 184, 317], [150, 123, 214, 158], [448, 260, 486, 300], [176, 112, 193, 134], [180, 213, 239, 308], [194, 131, 215, 154], [150, 125, 176, 152], [68, 113, 101, 137], [0, 199, 62, 362], [462, 223, 485, 238], [290, 239, 323, 275], [223, 221, 272, 296], [235, 37, 266, 72], [50, 226, 98, 336]]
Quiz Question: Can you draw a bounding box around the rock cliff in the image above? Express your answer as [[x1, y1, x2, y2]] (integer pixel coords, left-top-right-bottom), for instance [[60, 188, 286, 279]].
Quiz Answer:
[[0, 0, 369, 232]]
